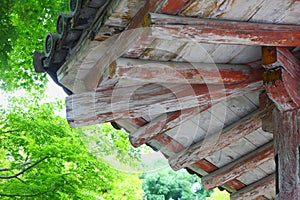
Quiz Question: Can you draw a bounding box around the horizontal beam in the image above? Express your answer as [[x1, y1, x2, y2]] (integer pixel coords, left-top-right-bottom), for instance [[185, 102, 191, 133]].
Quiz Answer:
[[168, 109, 264, 171], [202, 141, 274, 190], [145, 13, 300, 46], [230, 173, 275, 200], [67, 70, 262, 127], [115, 58, 251, 85]]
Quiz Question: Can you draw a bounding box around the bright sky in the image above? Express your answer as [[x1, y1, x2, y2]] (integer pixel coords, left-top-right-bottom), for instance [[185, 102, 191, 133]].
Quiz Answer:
[[0, 76, 67, 109]]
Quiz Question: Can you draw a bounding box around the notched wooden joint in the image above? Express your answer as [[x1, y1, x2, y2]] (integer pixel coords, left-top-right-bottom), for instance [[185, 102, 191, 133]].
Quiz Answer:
[[263, 67, 282, 85]]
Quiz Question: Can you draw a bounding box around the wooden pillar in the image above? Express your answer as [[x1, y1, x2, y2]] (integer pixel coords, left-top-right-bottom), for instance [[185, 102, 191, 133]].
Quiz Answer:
[[262, 47, 300, 199], [273, 109, 300, 199]]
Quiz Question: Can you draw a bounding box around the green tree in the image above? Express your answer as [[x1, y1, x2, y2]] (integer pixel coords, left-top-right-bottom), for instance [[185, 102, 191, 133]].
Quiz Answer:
[[0, 93, 142, 199], [0, 0, 68, 91], [141, 168, 212, 200], [207, 188, 230, 200]]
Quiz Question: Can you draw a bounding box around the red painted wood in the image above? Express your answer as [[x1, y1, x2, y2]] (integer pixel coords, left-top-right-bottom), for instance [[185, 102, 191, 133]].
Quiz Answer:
[[202, 142, 274, 190], [231, 174, 275, 200], [263, 47, 300, 199], [154, 134, 245, 191], [168, 109, 264, 171], [259, 92, 275, 133], [115, 58, 251, 85], [264, 48, 300, 111], [148, 0, 165, 12], [130, 106, 210, 147], [160, 0, 190, 14], [194, 160, 245, 190], [148, 13, 300, 46], [67, 64, 263, 127], [273, 109, 300, 200]]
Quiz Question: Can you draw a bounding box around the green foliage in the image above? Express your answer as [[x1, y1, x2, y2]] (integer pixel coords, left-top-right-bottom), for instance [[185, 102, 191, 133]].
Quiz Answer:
[[0, 93, 142, 199], [141, 168, 212, 200], [207, 188, 230, 200], [0, 0, 68, 91]]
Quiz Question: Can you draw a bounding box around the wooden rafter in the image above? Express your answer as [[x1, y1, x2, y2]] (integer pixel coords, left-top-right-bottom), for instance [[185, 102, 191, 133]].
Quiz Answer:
[[129, 106, 210, 148], [168, 109, 264, 171], [66, 64, 262, 128], [230, 174, 275, 200], [144, 13, 300, 46], [114, 58, 252, 85], [150, 131, 246, 191], [202, 141, 274, 190]]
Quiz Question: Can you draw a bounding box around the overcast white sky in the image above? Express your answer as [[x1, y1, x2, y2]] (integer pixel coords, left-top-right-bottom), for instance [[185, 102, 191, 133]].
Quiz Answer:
[[0, 76, 67, 109]]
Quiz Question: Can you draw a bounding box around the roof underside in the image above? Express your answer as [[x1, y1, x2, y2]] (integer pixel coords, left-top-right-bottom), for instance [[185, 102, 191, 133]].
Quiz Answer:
[[34, 0, 300, 199]]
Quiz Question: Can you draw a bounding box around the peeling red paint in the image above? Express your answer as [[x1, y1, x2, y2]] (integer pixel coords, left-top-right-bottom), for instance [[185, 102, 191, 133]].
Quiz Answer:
[[160, 0, 190, 14]]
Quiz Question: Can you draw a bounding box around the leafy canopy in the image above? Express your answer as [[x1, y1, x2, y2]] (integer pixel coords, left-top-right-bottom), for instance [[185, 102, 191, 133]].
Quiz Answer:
[[0, 94, 142, 199], [0, 0, 68, 91], [141, 167, 212, 200]]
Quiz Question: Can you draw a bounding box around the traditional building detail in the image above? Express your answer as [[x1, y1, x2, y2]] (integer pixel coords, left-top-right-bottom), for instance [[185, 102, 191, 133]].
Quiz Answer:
[[34, 0, 300, 199]]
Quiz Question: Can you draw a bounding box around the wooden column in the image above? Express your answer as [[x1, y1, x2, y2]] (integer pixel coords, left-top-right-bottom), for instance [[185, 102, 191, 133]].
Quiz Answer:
[[262, 47, 300, 199]]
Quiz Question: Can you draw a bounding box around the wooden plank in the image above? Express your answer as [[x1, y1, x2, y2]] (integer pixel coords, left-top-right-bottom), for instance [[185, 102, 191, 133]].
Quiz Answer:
[[230, 173, 275, 200], [114, 58, 252, 85], [168, 109, 264, 171], [202, 141, 274, 190], [145, 13, 300, 46]]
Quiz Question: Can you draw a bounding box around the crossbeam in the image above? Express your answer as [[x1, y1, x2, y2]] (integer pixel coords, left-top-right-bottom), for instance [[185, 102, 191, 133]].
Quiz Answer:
[[115, 58, 252, 85], [144, 13, 300, 46]]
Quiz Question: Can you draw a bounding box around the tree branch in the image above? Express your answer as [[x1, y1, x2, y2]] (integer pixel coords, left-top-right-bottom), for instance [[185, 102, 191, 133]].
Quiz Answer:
[[0, 186, 59, 198], [0, 168, 10, 172], [0, 156, 49, 179], [0, 159, 32, 172], [16, 177, 27, 184]]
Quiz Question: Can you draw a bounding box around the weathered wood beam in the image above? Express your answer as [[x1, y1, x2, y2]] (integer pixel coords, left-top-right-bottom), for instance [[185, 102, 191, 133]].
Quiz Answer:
[[273, 108, 300, 200], [67, 64, 263, 127], [259, 92, 275, 133], [159, 0, 191, 14], [168, 109, 264, 171], [129, 106, 210, 148], [144, 13, 300, 46], [262, 47, 300, 199], [151, 132, 246, 191], [230, 173, 275, 200], [202, 141, 274, 190], [114, 58, 252, 85], [58, 1, 153, 93]]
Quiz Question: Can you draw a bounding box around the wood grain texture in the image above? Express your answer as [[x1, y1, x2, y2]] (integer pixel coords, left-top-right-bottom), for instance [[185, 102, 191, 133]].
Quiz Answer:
[[147, 13, 300, 46], [168, 109, 264, 171], [115, 58, 252, 85], [202, 141, 274, 190], [231, 173, 275, 200], [66, 69, 263, 127], [273, 109, 300, 200]]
